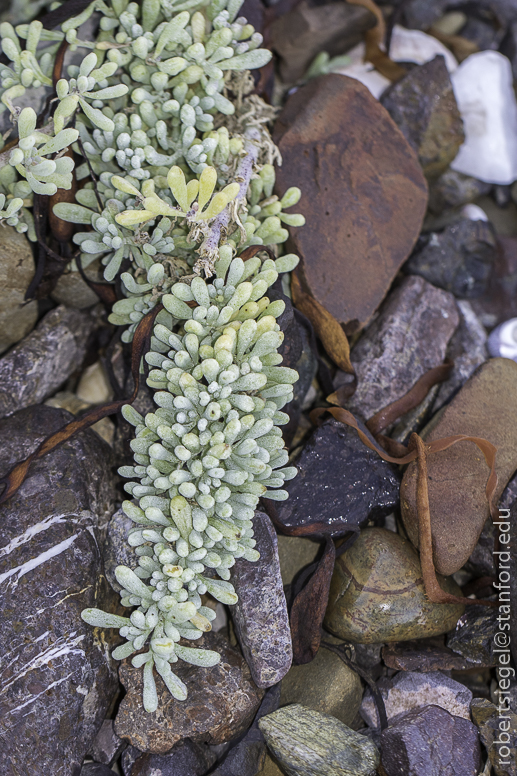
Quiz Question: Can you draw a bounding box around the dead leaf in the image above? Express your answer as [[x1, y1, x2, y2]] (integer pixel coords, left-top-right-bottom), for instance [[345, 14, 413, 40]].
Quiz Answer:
[[347, 0, 406, 81], [428, 27, 479, 63], [291, 271, 355, 376]]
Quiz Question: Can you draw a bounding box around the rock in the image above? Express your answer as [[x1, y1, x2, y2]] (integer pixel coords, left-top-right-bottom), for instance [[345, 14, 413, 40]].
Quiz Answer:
[[276, 535, 321, 587], [324, 528, 464, 644], [0, 405, 117, 776], [434, 300, 487, 411], [380, 56, 464, 180], [273, 74, 428, 334], [471, 698, 517, 776], [269, 1, 376, 83], [232, 512, 292, 688], [114, 631, 263, 754], [0, 305, 95, 420], [128, 741, 216, 776], [271, 419, 400, 533], [51, 264, 101, 309], [509, 502, 517, 669], [428, 169, 491, 215], [432, 11, 467, 36], [81, 764, 117, 776], [380, 705, 481, 776], [45, 390, 115, 446], [360, 670, 473, 729], [465, 518, 496, 578], [451, 51, 517, 185], [88, 719, 126, 766], [337, 276, 459, 421], [0, 226, 38, 354], [77, 361, 112, 404], [259, 705, 379, 776], [121, 746, 142, 775], [103, 508, 138, 593], [402, 0, 449, 30], [406, 219, 497, 299], [446, 606, 498, 667], [280, 641, 362, 726], [401, 358, 517, 576], [470, 232, 517, 329], [382, 641, 477, 673], [210, 685, 281, 776], [488, 317, 517, 362], [257, 754, 284, 776]]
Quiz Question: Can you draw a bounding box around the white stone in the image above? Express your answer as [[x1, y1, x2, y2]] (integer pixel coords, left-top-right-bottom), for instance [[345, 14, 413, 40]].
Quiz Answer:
[[335, 26, 457, 99], [451, 51, 517, 185], [460, 204, 489, 221]]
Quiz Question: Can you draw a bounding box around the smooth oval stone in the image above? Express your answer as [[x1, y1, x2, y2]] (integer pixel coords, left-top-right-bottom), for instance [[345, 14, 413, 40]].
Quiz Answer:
[[280, 638, 362, 726], [401, 358, 517, 576], [259, 705, 379, 776], [324, 528, 464, 643]]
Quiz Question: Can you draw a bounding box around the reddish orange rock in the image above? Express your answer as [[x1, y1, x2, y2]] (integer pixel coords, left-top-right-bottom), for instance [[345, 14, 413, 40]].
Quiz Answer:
[[273, 74, 428, 333]]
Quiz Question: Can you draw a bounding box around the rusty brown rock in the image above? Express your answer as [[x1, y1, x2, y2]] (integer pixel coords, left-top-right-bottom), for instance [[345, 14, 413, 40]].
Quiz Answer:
[[114, 632, 263, 754], [273, 74, 428, 334], [401, 357, 517, 576]]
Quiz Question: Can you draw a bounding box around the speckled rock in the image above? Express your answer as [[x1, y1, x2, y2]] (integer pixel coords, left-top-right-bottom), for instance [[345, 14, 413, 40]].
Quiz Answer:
[[471, 698, 517, 776], [273, 74, 428, 333], [0, 405, 117, 776], [324, 528, 464, 643], [381, 705, 481, 776], [232, 512, 292, 688], [280, 641, 362, 726], [272, 420, 400, 534], [380, 55, 464, 180], [114, 631, 263, 754], [128, 740, 216, 776], [102, 507, 137, 593], [88, 719, 126, 766], [121, 746, 142, 775], [406, 219, 497, 299], [0, 305, 95, 419], [360, 671, 473, 729], [401, 358, 517, 576], [338, 276, 459, 421], [0, 226, 38, 354], [259, 705, 379, 776]]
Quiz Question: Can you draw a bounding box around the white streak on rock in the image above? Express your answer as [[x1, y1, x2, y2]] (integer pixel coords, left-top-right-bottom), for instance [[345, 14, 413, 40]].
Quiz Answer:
[[0, 534, 79, 588], [0, 513, 81, 558]]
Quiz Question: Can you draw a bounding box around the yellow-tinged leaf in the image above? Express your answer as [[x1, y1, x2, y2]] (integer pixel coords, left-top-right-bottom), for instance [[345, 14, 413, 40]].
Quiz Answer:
[[115, 209, 156, 226], [291, 271, 355, 375], [167, 166, 188, 211], [222, 181, 241, 202], [199, 191, 227, 220], [111, 175, 141, 197], [186, 178, 199, 208], [198, 166, 217, 210], [143, 196, 176, 216]]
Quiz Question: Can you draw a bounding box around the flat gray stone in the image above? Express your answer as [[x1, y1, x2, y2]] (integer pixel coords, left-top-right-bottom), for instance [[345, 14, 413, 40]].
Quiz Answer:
[[102, 508, 137, 593], [88, 719, 126, 766], [0, 305, 96, 419], [232, 512, 292, 688]]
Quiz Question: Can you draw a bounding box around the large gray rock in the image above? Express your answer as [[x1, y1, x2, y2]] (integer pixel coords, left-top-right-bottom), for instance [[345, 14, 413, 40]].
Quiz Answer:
[[0, 405, 118, 776], [0, 226, 38, 354], [88, 719, 126, 766], [128, 740, 216, 776], [381, 705, 481, 776], [0, 305, 96, 419], [232, 512, 292, 688], [103, 507, 137, 593], [338, 276, 459, 422]]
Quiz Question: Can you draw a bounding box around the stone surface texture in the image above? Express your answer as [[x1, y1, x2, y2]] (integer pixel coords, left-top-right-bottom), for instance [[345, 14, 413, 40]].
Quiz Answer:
[[232, 512, 292, 688], [103, 507, 138, 593], [88, 719, 126, 766], [471, 698, 517, 776], [115, 631, 263, 754], [273, 419, 400, 532], [401, 358, 517, 576], [446, 606, 498, 666], [381, 641, 478, 672], [51, 264, 101, 309], [0, 405, 117, 776], [276, 535, 321, 587], [381, 705, 481, 776], [360, 670, 473, 729], [259, 705, 379, 776], [428, 169, 492, 214], [273, 74, 428, 334], [128, 741, 216, 776], [280, 641, 362, 726], [380, 55, 464, 180], [338, 275, 459, 421], [406, 219, 497, 299], [0, 305, 96, 420], [324, 528, 464, 643], [0, 226, 38, 354]]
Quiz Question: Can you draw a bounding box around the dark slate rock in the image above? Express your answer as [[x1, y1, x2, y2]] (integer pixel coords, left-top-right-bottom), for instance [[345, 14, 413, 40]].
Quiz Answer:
[[103, 507, 137, 593], [232, 513, 292, 688], [0, 405, 118, 776], [401, 0, 448, 29], [208, 686, 281, 776], [129, 740, 216, 776], [446, 606, 498, 667], [406, 219, 497, 299], [88, 719, 126, 766], [428, 169, 492, 215], [271, 419, 399, 534], [80, 764, 116, 776], [382, 641, 478, 673], [471, 698, 517, 776], [509, 501, 517, 669], [115, 631, 263, 754], [0, 306, 96, 420], [121, 746, 142, 776], [381, 705, 481, 776], [381, 56, 464, 180]]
